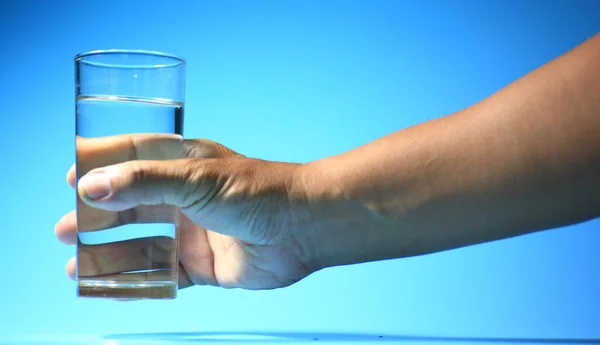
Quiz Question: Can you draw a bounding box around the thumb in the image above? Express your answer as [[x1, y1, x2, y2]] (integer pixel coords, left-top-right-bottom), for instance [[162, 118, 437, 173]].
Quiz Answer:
[[77, 159, 211, 212]]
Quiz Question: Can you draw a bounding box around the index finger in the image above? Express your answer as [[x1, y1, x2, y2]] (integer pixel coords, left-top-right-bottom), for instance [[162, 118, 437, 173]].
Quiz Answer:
[[67, 134, 183, 187], [76, 133, 183, 178], [67, 136, 240, 187]]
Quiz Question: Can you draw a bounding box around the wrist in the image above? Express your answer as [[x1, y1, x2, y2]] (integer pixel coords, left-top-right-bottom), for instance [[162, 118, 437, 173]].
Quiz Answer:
[[289, 157, 394, 272], [288, 159, 341, 273]]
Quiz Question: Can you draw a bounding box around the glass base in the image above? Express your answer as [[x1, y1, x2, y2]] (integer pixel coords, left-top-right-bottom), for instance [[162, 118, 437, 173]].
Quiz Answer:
[[77, 280, 177, 300]]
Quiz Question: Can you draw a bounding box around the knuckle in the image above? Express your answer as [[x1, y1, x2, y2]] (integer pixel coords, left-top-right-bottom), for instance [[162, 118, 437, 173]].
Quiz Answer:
[[127, 160, 150, 184], [121, 160, 165, 204], [178, 159, 211, 208], [216, 143, 240, 158], [180, 159, 205, 187], [183, 139, 244, 159], [183, 139, 219, 158]]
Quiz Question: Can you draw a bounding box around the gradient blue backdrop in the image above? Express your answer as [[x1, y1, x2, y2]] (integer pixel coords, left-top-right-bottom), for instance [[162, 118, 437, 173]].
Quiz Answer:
[[1, 0, 599, 341]]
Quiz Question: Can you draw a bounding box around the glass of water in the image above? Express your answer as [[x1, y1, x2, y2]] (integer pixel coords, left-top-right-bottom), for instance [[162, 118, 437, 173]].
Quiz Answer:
[[74, 50, 186, 299]]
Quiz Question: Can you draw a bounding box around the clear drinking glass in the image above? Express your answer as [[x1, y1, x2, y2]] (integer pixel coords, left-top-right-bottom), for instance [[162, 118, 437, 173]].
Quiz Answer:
[[74, 49, 186, 299]]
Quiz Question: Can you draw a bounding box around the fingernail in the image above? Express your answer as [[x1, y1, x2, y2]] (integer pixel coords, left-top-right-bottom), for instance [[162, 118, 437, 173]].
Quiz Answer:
[[78, 172, 112, 200]]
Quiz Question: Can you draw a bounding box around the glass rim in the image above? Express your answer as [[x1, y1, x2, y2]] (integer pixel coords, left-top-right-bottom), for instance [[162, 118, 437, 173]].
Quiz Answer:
[[74, 49, 186, 69]]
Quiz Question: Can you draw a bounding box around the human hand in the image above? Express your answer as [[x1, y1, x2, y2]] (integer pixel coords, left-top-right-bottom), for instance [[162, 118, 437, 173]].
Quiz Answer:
[[55, 135, 317, 290]]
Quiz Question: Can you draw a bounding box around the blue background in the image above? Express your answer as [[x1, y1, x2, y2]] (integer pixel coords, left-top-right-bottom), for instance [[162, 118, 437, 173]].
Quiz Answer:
[[1, 0, 599, 341]]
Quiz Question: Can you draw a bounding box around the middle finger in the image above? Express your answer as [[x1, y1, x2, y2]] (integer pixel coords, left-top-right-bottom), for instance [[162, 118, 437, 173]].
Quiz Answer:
[[55, 205, 179, 245]]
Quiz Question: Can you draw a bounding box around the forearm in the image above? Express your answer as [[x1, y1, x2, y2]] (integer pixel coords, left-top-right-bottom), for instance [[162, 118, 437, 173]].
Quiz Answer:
[[299, 33, 600, 271]]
